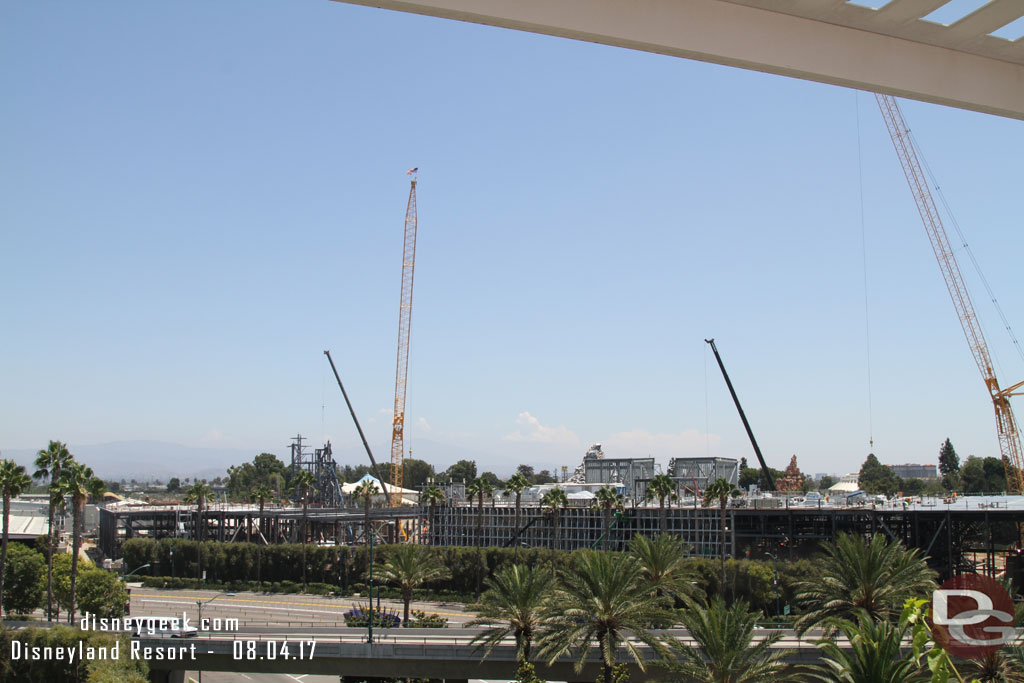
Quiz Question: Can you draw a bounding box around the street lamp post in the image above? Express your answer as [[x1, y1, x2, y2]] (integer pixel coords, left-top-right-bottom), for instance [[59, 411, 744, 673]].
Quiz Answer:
[[764, 552, 780, 619], [123, 563, 151, 579], [121, 563, 151, 618], [196, 592, 235, 683], [367, 526, 376, 644]]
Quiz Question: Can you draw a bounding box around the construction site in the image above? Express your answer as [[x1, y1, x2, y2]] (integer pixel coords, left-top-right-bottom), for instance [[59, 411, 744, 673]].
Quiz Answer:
[[99, 93, 1024, 586]]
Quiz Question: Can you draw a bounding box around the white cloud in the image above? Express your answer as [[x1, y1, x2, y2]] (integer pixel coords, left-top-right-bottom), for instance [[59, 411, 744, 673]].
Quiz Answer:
[[416, 417, 432, 432], [504, 412, 580, 447], [602, 429, 720, 458]]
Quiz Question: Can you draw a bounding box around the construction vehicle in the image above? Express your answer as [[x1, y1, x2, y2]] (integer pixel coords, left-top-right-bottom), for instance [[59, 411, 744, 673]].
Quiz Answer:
[[705, 338, 777, 491]]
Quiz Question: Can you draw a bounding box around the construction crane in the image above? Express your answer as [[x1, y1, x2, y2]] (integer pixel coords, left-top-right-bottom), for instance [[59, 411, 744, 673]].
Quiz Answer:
[[875, 94, 1024, 493], [388, 172, 419, 505], [705, 338, 777, 491]]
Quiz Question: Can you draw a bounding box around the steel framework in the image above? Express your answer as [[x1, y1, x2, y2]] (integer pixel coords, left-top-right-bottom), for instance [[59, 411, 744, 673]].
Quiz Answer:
[[876, 94, 1024, 493], [389, 177, 419, 500]]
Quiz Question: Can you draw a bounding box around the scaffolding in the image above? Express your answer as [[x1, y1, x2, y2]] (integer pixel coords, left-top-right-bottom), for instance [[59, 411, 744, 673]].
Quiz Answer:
[[288, 434, 343, 508]]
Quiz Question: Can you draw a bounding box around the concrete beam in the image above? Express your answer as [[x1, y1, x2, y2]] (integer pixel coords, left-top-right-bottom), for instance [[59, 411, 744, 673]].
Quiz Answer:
[[329, 0, 1024, 120]]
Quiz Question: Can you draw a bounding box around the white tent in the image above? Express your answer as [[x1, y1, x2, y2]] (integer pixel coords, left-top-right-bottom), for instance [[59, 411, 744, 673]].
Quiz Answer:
[[828, 473, 861, 494], [340, 474, 419, 504]]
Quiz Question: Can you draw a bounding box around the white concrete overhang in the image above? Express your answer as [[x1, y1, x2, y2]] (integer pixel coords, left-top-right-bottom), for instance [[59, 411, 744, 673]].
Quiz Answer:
[[329, 0, 1024, 120]]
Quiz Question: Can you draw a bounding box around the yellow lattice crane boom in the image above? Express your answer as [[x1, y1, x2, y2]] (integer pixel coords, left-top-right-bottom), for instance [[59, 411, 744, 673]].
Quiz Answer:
[[389, 174, 418, 505], [875, 94, 1024, 493]]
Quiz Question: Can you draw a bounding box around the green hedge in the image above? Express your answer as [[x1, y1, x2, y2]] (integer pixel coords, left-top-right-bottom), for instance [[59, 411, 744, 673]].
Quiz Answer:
[[121, 538, 821, 614]]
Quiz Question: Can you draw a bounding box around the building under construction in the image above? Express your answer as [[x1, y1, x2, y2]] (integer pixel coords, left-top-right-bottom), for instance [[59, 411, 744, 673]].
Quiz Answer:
[[99, 493, 1024, 581]]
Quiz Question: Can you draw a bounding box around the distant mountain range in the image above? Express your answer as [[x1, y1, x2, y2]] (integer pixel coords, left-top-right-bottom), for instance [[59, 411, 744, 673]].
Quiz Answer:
[[2, 441, 258, 482]]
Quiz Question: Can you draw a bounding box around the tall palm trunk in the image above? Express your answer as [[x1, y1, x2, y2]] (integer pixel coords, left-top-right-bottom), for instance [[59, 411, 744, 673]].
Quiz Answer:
[[513, 492, 521, 561], [46, 493, 56, 621], [0, 492, 10, 614], [477, 491, 484, 547], [196, 502, 203, 582], [429, 502, 437, 545], [476, 491, 485, 597], [259, 497, 265, 539], [603, 507, 613, 550], [598, 626, 614, 683], [302, 494, 308, 591], [659, 496, 667, 534], [719, 500, 727, 587], [68, 497, 82, 623], [551, 506, 560, 567], [402, 587, 412, 627], [363, 495, 371, 548]]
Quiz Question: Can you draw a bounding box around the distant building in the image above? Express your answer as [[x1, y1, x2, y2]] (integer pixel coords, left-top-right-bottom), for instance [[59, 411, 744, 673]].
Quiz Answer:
[[667, 457, 739, 494], [584, 456, 656, 500], [887, 464, 939, 480], [563, 444, 656, 500]]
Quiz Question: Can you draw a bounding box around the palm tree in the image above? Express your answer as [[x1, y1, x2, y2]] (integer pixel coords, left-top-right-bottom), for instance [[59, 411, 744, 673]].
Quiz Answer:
[[466, 477, 495, 548], [34, 440, 72, 622], [967, 650, 1024, 682], [646, 473, 678, 534], [56, 460, 94, 623], [802, 611, 925, 682], [0, 459, 32, 616], [628, 533, 703, 605], [503, 473, 530, 557], [373, 544, 450, 626], [793, 532, 937, 635], [466, 477, 495, 597], [420, 485, 446, 545], [540, 486, 569, 557], [703, 477, 740, 587], [592, 486, 625, 550], [291, 469, 316, 591], [353, 480, 379, 547], [249, 483, 272, 589], [468, 563, 555, 663], [665, 595, 796, 682], [86, 475, 105, 504], [537, 550, 670, 683], [184, 480, 212, 583], [250, 483, 272, 538]]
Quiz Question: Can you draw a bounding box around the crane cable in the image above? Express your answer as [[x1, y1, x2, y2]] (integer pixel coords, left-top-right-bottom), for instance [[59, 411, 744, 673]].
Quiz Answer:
[[906, 127, 1024, 373], [856, 92, 875, 450]]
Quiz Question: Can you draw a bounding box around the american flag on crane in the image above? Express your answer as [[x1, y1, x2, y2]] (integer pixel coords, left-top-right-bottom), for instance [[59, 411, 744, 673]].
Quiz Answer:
[[406, 167, 418, 175]]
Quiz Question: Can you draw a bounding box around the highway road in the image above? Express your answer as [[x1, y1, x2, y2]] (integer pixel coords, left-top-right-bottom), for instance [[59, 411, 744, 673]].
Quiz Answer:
[[129, 588, 474, 629]]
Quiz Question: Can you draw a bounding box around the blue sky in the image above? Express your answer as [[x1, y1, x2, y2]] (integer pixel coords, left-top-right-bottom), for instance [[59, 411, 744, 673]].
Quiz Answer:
[[2, 0, 1023, 479]]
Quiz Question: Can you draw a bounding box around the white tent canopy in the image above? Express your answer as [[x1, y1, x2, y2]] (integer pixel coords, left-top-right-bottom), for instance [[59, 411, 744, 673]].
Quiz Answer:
[[828, 473, 861, 494], [340, 474, 419, 498]]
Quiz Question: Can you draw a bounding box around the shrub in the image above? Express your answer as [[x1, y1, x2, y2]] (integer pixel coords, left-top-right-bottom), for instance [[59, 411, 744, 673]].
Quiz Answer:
[[343, 603, 401, 628], [3, 543, 45, 616], [410, 609, 447, 628], [76, 569, 130, 620]]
